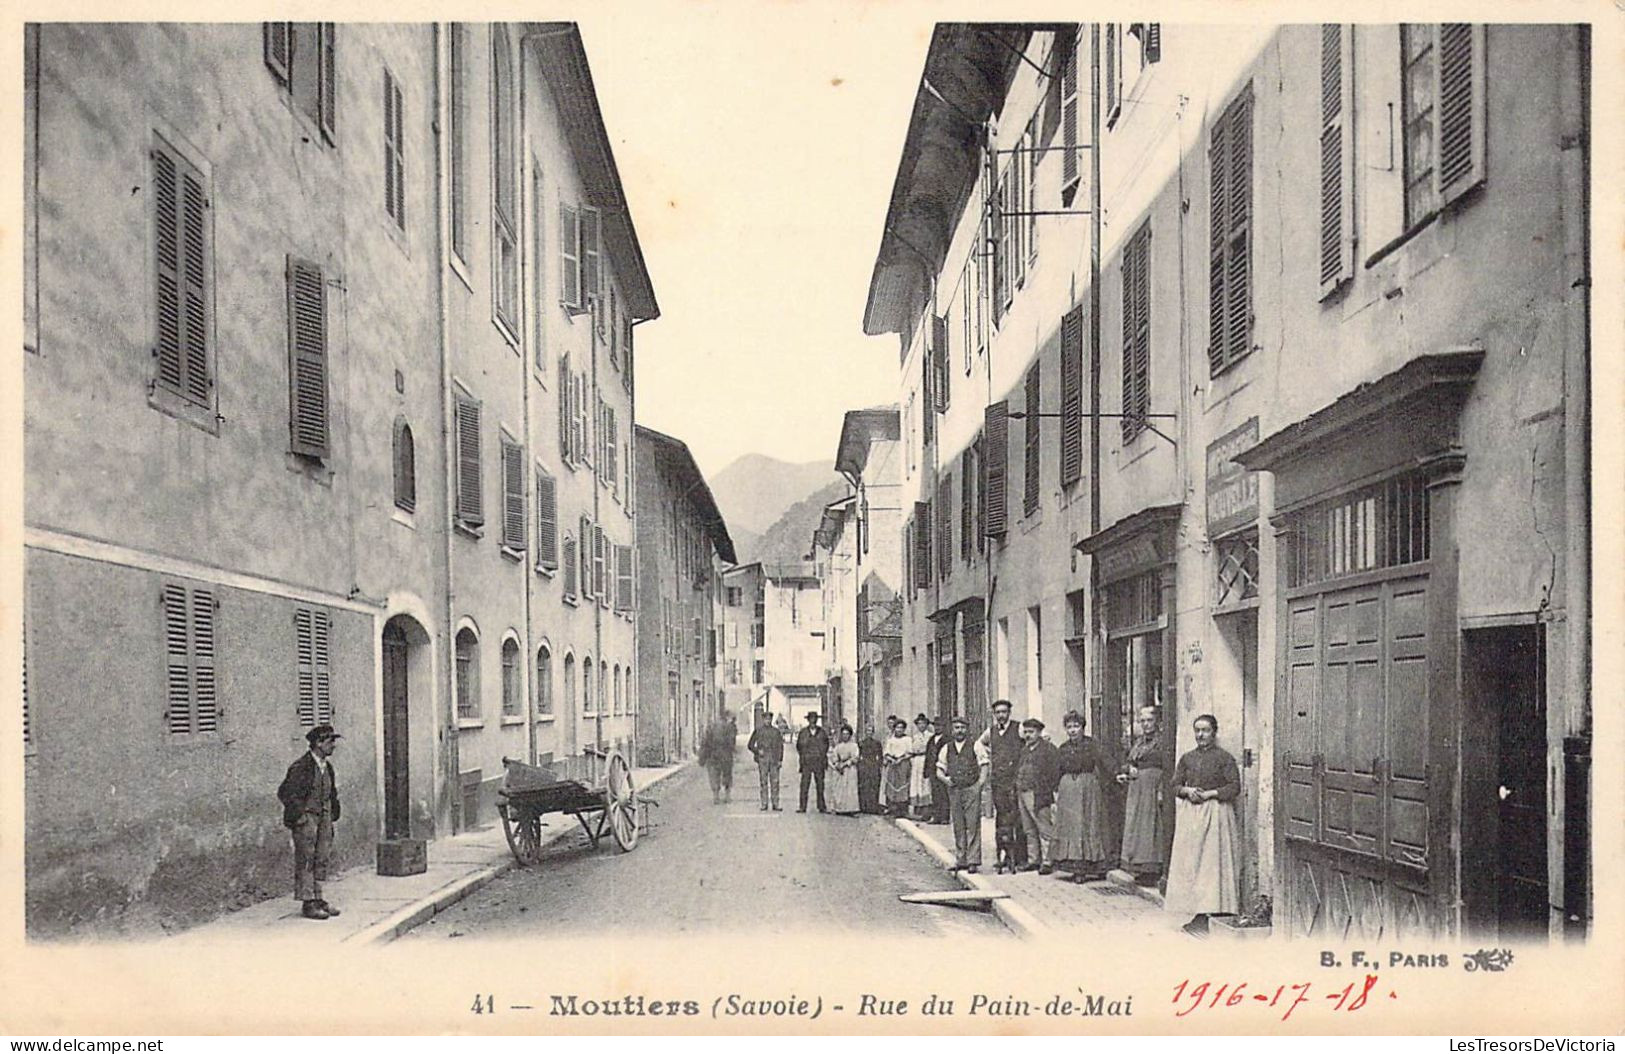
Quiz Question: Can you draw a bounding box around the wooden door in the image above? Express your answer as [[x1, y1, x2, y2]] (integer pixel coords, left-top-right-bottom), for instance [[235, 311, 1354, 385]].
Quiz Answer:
[[382, 621, 411, 839]]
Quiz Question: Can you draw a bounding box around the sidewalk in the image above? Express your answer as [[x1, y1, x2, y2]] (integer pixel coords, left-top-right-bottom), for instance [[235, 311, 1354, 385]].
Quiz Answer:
[[897, 814, 1181, 940], [171, 762, 687, 947]]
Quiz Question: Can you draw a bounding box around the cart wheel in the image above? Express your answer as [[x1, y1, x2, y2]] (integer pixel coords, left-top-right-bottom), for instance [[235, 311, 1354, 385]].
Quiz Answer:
[[607, 752, 639, 852], [499, 800, 544, 866]]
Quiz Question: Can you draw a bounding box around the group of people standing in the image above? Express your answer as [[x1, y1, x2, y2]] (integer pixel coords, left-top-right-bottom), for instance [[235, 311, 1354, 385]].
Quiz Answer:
[[701, 699, 1241, 935]]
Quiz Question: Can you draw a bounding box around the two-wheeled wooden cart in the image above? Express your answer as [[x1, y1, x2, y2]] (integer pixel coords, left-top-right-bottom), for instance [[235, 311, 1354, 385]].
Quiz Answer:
[[495, 749, 641, 866]]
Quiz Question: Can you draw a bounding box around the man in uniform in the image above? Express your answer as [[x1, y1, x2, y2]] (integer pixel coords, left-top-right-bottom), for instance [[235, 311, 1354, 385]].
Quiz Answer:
[[277, 724, 343, 920]]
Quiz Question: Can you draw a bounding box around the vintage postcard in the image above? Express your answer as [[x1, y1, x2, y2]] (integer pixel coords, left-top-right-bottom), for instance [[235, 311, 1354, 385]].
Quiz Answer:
[[1, 0, 1620, 1039]]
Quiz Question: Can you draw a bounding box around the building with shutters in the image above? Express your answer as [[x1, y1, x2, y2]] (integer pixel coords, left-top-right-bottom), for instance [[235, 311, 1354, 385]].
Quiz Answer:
[[810, 497, 858, 733], [633, 426, 736, 766], [862, 22, 1590, 942], [719, 562, 766, 722], [21, 22, 659, 935]]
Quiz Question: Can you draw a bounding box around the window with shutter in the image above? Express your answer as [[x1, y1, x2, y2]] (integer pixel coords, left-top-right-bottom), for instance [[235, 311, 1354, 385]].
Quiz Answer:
[[1208, 87, 1254, 376], [558, 356, 573, 466], [581, 207, 602, 306], [616, 544, 635, 611], [960, 446, 974, 561], [563, 535, 579, 600], [1011, 136, 1027, 289], [164, 582, 219, 737], [595, 527, 608, 607], [961, 276, 973, 375], [454, 390, 484, 530], [449, 23, 468, 261], [295, 606, 333, 728], [1403, 24, 1486, 231], [1023, 366, 1041, 516], [393, 419, 416, 512], [1319, 25, 1355, 297], [1059, 305, 1084, 486], [1060, 28, 1080, 200], [937, 474, 953, 581], [383, 69, 405, 229], [454, 627, 479, 719], [491, 29, 518, 335], [535, 646, 552, 716], [535, 465, 558, 571], [264, 23, 292, 86], [913, 501, 933, 591], [285, 257, 330, 460], [1106, 24, 1123, 128], [316, 23, 336, 142], [500, 436, 525, 552], [151, 139, 212, 410], [580, 515, 595, 599], [559, 203, 581, 311], [531, 164, 547, 369], [921, 346, 936, 447], [984, 401, 1009, 537], [575, 374, 589, 467], [1025, 115, 1039, 265], [501, 638, 521, 717], [974, 434, 988, 552], [1121, 224, 1152, 441], [607, 407, 619, 494], [932, 314, 950, 411]]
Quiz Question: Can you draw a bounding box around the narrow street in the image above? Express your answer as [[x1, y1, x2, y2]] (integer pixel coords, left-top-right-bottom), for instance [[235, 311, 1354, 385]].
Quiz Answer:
[[398, 757, 1007, 940]]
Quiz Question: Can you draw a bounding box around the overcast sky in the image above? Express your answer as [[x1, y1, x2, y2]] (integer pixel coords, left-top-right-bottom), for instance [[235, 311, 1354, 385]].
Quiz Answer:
[[578, 7, 925, 478]]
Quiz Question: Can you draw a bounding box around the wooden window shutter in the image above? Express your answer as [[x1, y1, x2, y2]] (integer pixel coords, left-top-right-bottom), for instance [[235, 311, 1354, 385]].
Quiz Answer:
[[913, 502, 933, 591], [1060, 29, 1080, 196], [1437, 24, 1486, 208], [1207, 110, 1229, 377], [984, 401, 1009, 537], [581, 207, 602, 305], [264, 23, 292, 86], [285, 257, 330, 459], [1144, 23, 1162, 63], [579, 515, 594, 599], [454, 392, 484, 528], [933, 314, 950, 411], [616, 544, 634, 612], [1208, 89, 1253, 375], [153, 142, 211, 407], [1023, 365, 1041, 515], [448, 23, 467, 259], [558, 356, 572, 464], [384, 70, 405, 229], [974, 434, 988, 551], [902, 515, 912, 599], [1318, 24, 1356, 298], [1026, 116, 1040, 263], [559, 204, 581, 310], [1122, 225, 1151, 441], [501, 438, 525, 550], [1059, 305, 1084, 486], [535, 466, 558, 570], [920, 347, 935, 446], [607, 406, 619, 492], [191, 587, 219, 733], [937, 474, 952, 580], [295, 607, 332, 727], [317, 23, 337, 142], [595, 526, 608, 607], [563, 534, 578, 599], [163, 584, 192, 735], [960, 446, 974, 560]]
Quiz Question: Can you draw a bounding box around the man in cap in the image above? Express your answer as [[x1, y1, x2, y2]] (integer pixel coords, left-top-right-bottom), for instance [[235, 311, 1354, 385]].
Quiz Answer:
[[277, 724, 343, 920], [936, 716, 989, 873], [795, 711, 831, 813], [747, 710, 785, 811], [978, 699, 1028, 873], [1015, 717, 1062, 874]]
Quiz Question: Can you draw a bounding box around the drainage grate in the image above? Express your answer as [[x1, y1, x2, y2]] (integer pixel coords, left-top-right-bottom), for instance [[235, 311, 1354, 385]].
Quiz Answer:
[[1091, 885, 1139, 897]]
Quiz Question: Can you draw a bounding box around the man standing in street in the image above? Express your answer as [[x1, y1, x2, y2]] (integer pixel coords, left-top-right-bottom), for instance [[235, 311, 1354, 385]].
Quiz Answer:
[[747, 711, 785, 811], [699, 709, 737, 804], [923, 716, 949, 824], [1164, 713, 1243, 936], [979, 699, 1027, 873], [937, 716, 988, 873], [795, 711, 831, 813], [1016, 717, 1062, 874], [277, 724, 343, 921]]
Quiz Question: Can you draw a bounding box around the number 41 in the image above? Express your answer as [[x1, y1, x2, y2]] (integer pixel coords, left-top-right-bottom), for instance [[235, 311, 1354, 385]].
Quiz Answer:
[[471, 994, 494, 1015]]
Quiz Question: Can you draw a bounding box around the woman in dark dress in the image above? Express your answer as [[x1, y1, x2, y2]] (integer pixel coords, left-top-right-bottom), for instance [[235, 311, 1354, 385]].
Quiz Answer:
[[857, 726, 884, 814], [1053, 711, 1112, 883]]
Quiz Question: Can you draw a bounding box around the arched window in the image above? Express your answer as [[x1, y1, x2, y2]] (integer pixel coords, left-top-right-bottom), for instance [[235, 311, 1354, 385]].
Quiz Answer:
[[582, 656, 593, 715], [562, 653, 576, 725], [535, 645, 552, 717], [612, 664, 621, 715], [393, 418, 416, 512], [500, 636, 521, 717], [454, 627, 479, 719], [625, 667, 635, 715], [600, 660, 609, 716]]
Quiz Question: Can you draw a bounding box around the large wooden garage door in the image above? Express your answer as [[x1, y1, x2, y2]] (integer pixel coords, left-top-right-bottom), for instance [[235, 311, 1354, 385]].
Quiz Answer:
[[1279, 472, 1444, 941]]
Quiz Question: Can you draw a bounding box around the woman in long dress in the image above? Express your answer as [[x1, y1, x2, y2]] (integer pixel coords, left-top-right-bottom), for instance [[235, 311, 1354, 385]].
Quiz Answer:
[[882, 718, 915, 818], [827, 724, 861, 815], [857, 727, 884, 814], [908, 714, 930, 817], [1115, 705, 1170, 884], [1053, 710, 1111, 883]]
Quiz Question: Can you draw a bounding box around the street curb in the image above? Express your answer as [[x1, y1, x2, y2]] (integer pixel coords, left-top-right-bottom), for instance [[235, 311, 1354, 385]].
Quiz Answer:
[[893, 819, 1046, 939], [1107, 867, 1166, 908], [355, 764, 688, 945]]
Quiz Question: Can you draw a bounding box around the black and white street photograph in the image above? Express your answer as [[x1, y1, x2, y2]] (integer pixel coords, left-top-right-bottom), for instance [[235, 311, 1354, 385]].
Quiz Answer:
[[7, 5, 1619, 1040]]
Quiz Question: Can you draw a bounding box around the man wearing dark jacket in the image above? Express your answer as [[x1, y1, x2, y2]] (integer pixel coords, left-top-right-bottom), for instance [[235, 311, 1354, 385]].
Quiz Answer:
[[922, 718, 949, 824], [979, 699, 1028, 872], [747, 712, 785, 811], [795, 712, 831, 813], [1015, 717, 1062, 874], [277, 724, 342, 920]]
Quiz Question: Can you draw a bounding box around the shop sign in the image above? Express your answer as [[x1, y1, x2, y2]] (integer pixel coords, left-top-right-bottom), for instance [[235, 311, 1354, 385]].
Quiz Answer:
[[1207, 417, 1260, 534]]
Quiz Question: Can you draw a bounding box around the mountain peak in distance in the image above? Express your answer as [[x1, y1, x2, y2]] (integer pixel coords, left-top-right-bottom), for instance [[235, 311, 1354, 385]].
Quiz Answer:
[[710, 454, 840, 541]]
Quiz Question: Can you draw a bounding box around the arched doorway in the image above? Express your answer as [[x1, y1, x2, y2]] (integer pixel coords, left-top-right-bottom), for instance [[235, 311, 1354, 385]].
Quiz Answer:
[[382, 614, 429, 840]]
